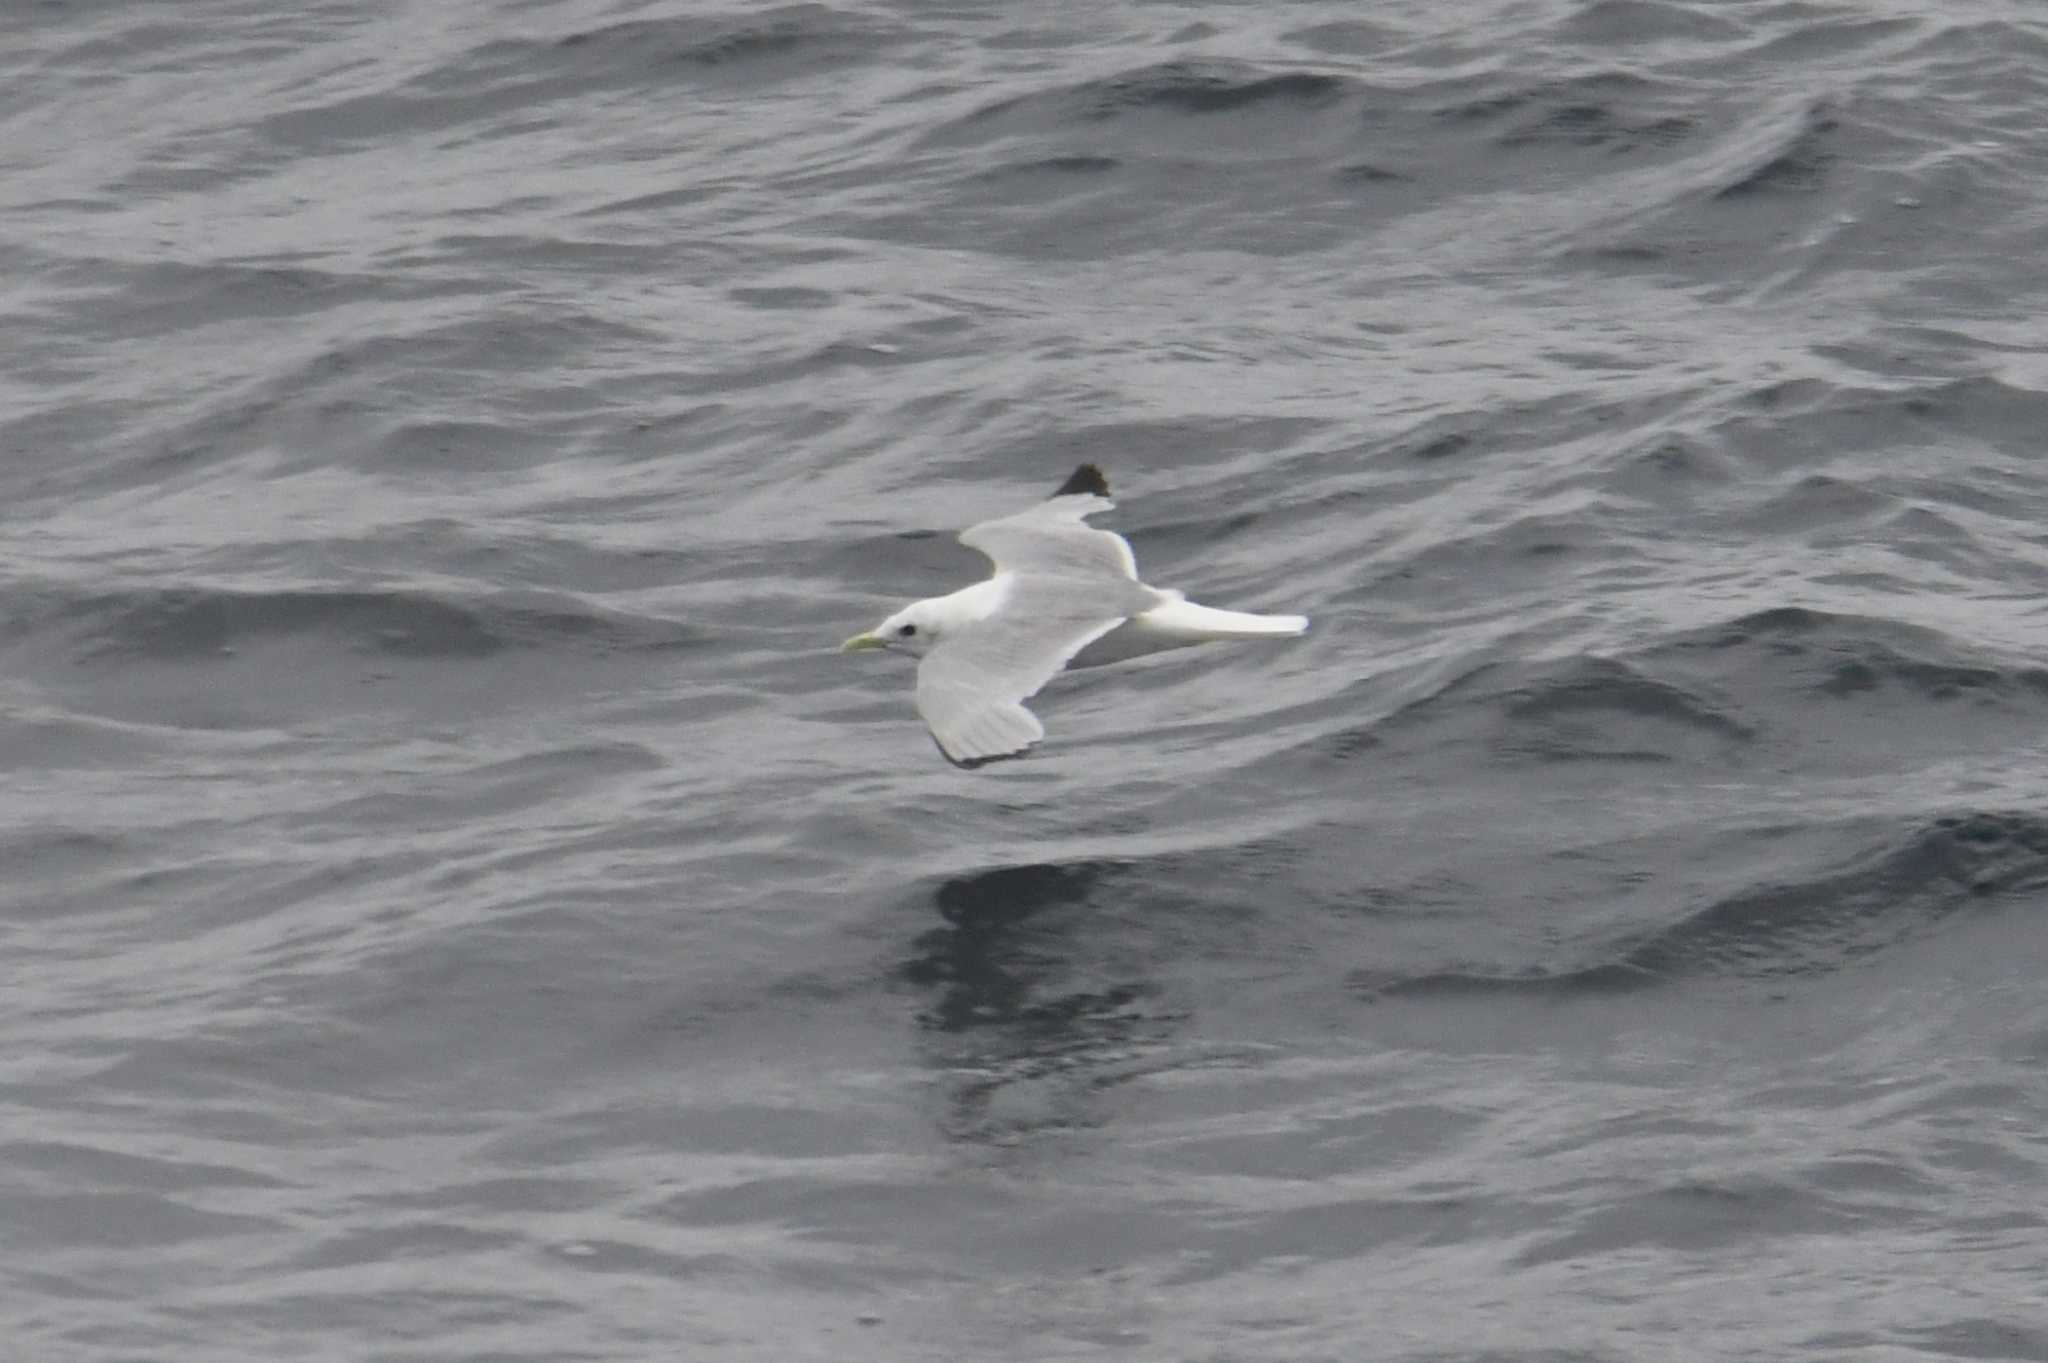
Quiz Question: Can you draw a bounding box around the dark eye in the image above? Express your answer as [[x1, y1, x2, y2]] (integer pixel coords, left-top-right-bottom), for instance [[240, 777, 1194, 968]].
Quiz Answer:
[[899, 624, 917, 637]]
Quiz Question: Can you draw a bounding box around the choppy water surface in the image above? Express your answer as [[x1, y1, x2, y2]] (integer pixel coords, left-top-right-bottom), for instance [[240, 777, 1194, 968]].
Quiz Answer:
[[5, 1, 2048, 1358]]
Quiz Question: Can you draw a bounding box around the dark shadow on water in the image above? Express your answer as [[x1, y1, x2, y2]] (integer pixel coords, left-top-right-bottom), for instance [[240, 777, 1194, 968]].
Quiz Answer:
[[895, 860, 1183, 1144], [897, 861, 1116, 1033]]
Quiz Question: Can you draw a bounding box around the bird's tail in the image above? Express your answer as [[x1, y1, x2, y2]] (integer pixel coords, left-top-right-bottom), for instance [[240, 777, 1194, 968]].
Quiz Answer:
[[1139, 593, 1308, 641]]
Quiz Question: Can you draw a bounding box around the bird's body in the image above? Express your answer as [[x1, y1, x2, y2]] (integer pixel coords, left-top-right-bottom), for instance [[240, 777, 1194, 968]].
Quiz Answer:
[[842, 464, 1308, 766]]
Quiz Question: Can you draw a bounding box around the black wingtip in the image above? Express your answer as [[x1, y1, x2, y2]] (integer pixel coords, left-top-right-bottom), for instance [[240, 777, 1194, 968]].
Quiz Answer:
[[1051, 463, 1110, 499]]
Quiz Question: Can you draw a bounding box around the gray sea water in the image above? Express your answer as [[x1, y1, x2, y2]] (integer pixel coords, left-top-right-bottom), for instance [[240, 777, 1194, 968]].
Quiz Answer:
[[6, 1, 2048, 1359]]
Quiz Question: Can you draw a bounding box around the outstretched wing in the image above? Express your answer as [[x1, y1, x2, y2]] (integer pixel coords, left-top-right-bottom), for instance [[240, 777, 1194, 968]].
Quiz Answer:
[[958, 492, 1142, 583], [915, 575, 1151, 766]]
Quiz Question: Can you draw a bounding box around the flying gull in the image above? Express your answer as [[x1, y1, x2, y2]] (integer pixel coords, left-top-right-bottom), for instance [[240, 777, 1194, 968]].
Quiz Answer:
[[842, 464, 1308, 766]]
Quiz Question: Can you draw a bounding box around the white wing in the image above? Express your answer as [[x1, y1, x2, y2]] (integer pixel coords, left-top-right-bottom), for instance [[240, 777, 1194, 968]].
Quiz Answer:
[[913, 583, 1129, 765], [918, 503, 1161, 764], [958, 493, 1141, 581]]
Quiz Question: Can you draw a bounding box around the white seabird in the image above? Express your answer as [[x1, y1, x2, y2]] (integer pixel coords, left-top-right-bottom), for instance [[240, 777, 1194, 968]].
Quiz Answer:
[[842, 464, 1308, 766]]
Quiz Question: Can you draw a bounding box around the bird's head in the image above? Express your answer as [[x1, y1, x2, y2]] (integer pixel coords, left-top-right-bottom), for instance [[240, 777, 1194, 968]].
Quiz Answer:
[[841, 599, 944, 659]]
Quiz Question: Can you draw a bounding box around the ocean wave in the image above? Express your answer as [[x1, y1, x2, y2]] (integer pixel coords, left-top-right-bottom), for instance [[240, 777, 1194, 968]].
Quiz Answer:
[[255, 5, 894, 153], [1379, 810, 2048, 997], [962, 59, 1356, 131], [1316, 605, 2048, 769], [1640, 607, 2048, 710], [4, 583, 698, 662]]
